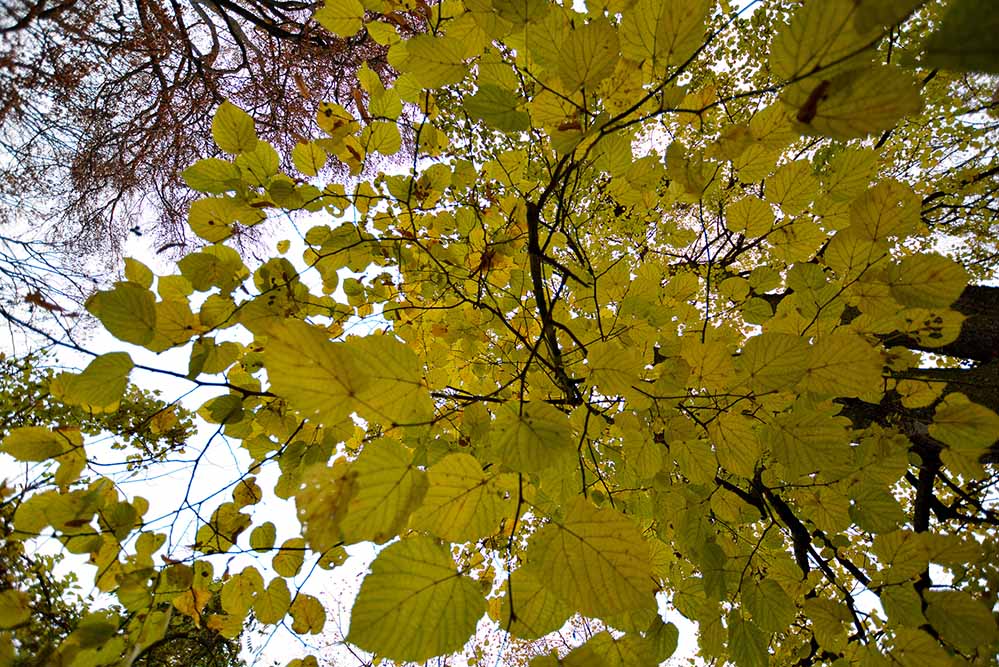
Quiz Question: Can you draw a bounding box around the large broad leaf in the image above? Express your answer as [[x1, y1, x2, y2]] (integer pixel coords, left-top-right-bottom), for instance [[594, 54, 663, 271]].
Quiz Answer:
[[930, 393, 999, 451], [492, 401, 575, 473], [314, 0, 364, 37], [787, 65, 922, 139], [619, 0, 709, 73], [409, 453, 512, 542], [924, 590, 998, 652], [212, 101, 257, 154], [254, 578, 291, 625], [391, 34, 468, 89], [499, 567, 574, 640], [1, 426, 82, 462], [556, 19, 619, 91], [528, 497, 655, 618], [464, 84, 530, 133], [49, 352, 133, 413], [264, 321, 433, 426], [86, 282, 157, 346], [348, 536, 485, 662], [769, 0, 878, 80], [888, 253, 969, 308], [340, 438, 427, 544], [921, 0, 999, 73], [737, 333, 809, 393], [797, 333, 883, 399]]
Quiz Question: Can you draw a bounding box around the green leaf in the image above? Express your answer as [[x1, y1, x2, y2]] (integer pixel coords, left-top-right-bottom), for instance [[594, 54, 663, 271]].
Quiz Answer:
[[528, 497, 655, 618], [49, 352, 133, 413], [743, 578, 796, 634], [646, 617, 680, 661], [464, 84, 530, 133], [921, 0, 999, 73], [728, 613, 769, 667], [348, 536, 485, 662], [212, 100, 258, 154], [86, 282, 157, 346], [924, 590, 998, 651], [787, 66, 922, 139]]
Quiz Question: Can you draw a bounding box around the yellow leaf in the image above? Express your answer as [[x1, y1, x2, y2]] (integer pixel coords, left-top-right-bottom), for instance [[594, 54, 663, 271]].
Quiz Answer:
[[314, 0, 364, 37], [273, 537, 306, 577], [409, 453, 512, 542], [392, 34, 468, 89], [492, 401, 575, 473], [212, 100, 258, 154], [619, 0, 709, 73], [788, 65, 922, 139], [1, 426, 81, 462], [172, 588, 212, 626], [798, 333, 883, 398], [499, 567, 573, 640], [86, 282, 157, 346], [0, 589, 30, 629], [348, 536, 485, 662], [769, 0, 877, 80], [738, 333, 809, 393], [292, 142, 328, 176], [766, 160, 816, 216], [725, 196, 774, 237], [360, 120, 402, 156], [340, 438, 427, 544], [249, 522, 276, 552], [889, 253, 969, 308], [290, 593, 326, 634], [221, 567, 263, 616], [49, 352, 133, 413], [930, 393, 999, 451], [587, 340, 644, 397], [557, 19, 619, 91], [124, 257, 154, 288], [528, 497, 655, 618], [254, 578, 291, 625], [263, 321, 434, 426]]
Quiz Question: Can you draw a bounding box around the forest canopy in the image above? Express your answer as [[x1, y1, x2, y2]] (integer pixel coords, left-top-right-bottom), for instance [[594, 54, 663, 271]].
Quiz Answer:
[[2, 0, 999, 665]]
